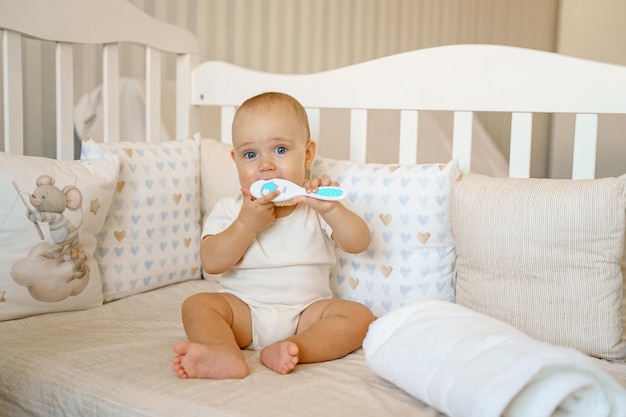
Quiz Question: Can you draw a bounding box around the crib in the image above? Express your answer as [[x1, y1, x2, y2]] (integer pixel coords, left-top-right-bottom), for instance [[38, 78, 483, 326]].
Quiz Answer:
[[1, 0, 626, 416]]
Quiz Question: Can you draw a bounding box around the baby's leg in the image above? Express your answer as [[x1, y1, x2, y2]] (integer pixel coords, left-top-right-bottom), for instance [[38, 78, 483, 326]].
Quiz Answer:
[[259, 299, 375, 374], [291, 298, 375, 364], [172, 292, 252, 379]]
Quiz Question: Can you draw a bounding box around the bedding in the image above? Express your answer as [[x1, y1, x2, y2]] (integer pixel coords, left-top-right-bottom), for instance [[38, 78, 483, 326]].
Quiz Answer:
[[451, 173, 626, 361], [364, 300, 626, 417], [309, 157, 458, 317], [80, 137, 202, 301], [0, 152, 119, 320], [0, 280, 439, 417]]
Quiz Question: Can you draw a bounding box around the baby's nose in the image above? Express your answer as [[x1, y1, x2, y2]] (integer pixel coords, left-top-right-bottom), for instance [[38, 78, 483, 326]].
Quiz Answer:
[[258, 156, 275, 171]]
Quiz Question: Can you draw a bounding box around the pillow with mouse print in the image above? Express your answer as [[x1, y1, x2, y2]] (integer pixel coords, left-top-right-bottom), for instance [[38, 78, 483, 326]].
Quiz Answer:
[[0, 152, 119, 320]]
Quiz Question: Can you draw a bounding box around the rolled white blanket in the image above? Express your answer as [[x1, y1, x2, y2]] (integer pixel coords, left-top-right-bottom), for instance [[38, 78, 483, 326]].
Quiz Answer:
[[363, 300, 626, 417]]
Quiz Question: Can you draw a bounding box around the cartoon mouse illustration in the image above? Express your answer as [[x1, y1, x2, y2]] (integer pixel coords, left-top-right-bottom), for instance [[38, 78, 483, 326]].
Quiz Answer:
[[10, 175, 90, 301], [27, 175, 83, 259]]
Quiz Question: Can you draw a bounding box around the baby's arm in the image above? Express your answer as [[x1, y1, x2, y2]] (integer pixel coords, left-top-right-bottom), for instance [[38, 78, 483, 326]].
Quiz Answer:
[[201, 189, 279, 274], [321, 203, 370, 254], [294, 176, 370, 254]]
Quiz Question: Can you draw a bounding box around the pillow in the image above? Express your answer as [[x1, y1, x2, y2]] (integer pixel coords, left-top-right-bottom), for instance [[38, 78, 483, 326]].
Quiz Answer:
[[81, 138, 202, 301], [621, 244, 626, 338], [0, 152, 119, 320], [199, 138, 240, 223], [309, 157, 458, 317], [451, 173, 626, 361], [198, 137, 241, 281]]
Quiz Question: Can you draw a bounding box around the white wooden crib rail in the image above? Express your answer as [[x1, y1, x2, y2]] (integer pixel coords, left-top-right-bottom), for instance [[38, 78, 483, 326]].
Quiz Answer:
[[0, 0, 197, 160], [193, 45, 626, 179]]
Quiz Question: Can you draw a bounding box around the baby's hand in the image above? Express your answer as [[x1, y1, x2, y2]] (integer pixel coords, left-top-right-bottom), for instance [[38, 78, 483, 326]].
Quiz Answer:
[[293, 175, 341, 214], [238, 187, 279, 233]]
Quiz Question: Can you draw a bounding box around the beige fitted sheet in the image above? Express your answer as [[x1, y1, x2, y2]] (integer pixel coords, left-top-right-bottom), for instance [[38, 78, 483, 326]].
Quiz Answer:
[[0, 280, 439, 417], [1, 279, 624, 417]]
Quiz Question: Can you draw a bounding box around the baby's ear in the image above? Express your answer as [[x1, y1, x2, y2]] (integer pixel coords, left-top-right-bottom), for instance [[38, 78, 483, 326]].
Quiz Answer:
[[305, 140, 317, 168]]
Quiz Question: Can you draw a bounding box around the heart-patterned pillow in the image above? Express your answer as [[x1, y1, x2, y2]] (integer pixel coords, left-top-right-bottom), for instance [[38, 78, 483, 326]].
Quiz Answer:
[[310, 157, 458, 317], [81, 137, 202, 301]]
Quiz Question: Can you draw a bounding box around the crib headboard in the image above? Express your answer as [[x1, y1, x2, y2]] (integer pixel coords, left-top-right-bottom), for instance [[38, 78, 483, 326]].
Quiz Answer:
[[2, 0, 626, 180], [0, 0, 198, 159], [192, 45, 626, 179]]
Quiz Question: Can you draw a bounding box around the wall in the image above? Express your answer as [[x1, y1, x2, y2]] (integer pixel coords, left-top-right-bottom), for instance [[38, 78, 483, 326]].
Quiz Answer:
[[551, 0, 626, 178]]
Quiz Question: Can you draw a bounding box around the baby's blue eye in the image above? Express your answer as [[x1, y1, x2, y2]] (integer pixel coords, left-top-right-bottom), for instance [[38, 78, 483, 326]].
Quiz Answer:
[[275, 146, 287, 155], [243, 151, 256, 159]]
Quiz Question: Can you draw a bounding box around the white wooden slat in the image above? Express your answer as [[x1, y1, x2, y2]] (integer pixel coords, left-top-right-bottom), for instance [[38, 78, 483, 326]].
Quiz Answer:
[[306, 108, 320, 143], [55, 42, 74, 160], [221, 106, 235, 144], [2, 30, 24, 155], [508, 112, 533, 178], [350, 109, 367, 163], [102, 43, 120, 143], [399, 110, 418, 164], [571, 113, 598, 179], [452, 111, 473, 174], [145, 46, 161, 143]]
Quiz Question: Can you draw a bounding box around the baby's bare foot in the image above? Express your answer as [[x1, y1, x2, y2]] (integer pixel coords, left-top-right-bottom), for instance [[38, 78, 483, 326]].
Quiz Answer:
[[172, 341, 248, 379], [260, 340, 299, 374]]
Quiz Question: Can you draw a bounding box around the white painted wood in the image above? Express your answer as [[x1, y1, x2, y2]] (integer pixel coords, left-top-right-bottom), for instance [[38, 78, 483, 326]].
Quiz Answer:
[[399, 110, 418, 164], [452, 112, 473, 174], [192, 45, 626, 114], [102, 44, 120, 143], [192, 44, 626, 178], [2, 30, 23, 155], [350, 109, 367, 163], [0, 0, 198, 54], [509, 112, 533, 178], [55, 43, 74, 160], [145, 47, 161, 143], [572, 114, 598, 180]]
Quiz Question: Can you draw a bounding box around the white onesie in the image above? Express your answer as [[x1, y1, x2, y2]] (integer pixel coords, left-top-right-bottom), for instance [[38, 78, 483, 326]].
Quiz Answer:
[[203, 197, 336, 349]]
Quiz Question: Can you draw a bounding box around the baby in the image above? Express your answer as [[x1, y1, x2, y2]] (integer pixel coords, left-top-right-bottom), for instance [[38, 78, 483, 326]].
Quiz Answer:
[[172, 92, 375, 379]]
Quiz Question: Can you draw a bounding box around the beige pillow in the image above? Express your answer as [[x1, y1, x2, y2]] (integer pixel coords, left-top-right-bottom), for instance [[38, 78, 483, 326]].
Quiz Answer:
[[622, 244, 626, 339], [199, 138, 240, 223], [451, 174, 626, 361]]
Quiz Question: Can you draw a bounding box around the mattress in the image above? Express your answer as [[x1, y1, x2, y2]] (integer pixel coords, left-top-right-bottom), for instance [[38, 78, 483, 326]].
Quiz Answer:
[[0, 280, 440, 417], [2, 279, 625, 417]]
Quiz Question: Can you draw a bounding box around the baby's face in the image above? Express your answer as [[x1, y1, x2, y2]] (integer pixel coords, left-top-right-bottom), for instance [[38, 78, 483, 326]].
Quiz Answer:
[[231, 106, 313, 190]]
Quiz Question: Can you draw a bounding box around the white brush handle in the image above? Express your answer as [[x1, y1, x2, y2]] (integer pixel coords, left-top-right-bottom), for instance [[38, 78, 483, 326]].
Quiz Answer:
[[250, 179, 345, 202]]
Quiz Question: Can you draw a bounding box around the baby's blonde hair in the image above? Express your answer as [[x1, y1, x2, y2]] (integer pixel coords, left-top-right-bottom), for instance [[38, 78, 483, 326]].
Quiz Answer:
[[234, 92, 310, 141]]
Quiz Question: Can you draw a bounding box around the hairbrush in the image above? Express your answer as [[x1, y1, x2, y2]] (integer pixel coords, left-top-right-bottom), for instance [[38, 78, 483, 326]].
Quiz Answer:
[[250, 178, 345, 206]]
